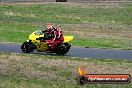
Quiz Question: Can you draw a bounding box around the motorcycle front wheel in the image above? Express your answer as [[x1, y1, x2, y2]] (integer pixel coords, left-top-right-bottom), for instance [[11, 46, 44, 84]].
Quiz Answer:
[[21, 41, 36, 53]]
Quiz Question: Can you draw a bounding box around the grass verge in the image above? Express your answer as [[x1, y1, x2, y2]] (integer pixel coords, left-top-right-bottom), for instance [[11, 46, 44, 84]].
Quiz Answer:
[[0, 53, 132, 88]]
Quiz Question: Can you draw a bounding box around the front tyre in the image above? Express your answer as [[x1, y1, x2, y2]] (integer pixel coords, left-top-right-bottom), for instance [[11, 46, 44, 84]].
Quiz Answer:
[[55, 43, 71, 55], [21, 41, 36, 53]]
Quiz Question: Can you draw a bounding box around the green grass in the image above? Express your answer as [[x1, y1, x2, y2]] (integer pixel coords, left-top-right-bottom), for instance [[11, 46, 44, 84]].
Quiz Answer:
[[71, 38, 132, 49], [0, 3, 131, 24], [0, 3, 132, 49], [0, 53, 132, 88]]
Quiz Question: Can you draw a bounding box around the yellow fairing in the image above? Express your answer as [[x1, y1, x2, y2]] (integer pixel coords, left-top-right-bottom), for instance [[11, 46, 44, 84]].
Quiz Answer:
[[28, 32, 44, 42], [28, 32, 73, 43], [63, 36, 73, 43], [28, 32, 49, 52]]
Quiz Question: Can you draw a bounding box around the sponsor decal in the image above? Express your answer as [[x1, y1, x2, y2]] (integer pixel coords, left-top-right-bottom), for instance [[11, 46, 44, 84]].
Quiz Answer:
[[77, 67, 131, 85]]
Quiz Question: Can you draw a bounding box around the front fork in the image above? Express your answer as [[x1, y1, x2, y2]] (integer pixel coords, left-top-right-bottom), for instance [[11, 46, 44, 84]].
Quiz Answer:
[[26, 40, 36, 50]]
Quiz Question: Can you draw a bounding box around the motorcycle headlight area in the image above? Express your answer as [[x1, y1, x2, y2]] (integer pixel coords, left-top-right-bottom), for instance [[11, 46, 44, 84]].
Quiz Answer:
[[34, 30, 43, 35]]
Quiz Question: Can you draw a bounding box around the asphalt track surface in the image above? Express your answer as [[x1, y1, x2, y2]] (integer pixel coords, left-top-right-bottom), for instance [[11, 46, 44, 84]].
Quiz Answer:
[[0, 43, 132, 60]]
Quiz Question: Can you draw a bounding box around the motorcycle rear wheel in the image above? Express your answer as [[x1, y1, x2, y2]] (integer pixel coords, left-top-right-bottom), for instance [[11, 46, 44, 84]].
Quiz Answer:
[[55, 43, 71, 55]]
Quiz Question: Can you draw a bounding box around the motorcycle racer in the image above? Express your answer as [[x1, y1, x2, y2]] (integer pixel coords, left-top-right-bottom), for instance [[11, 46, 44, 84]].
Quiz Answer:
[[43, 24, 64, 51]]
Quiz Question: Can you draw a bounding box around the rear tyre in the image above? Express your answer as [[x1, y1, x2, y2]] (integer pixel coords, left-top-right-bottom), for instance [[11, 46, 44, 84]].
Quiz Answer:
[[21, 41, 36, 53], [55, 43, 71, 55]]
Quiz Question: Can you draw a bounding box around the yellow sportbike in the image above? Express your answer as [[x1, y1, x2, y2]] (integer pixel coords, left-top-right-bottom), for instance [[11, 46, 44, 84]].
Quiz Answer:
[[21, 30, 73, 55]]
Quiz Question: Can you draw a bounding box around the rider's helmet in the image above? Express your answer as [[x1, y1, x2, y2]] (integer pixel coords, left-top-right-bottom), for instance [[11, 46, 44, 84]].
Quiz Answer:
[[47, 24, 54, 30]]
